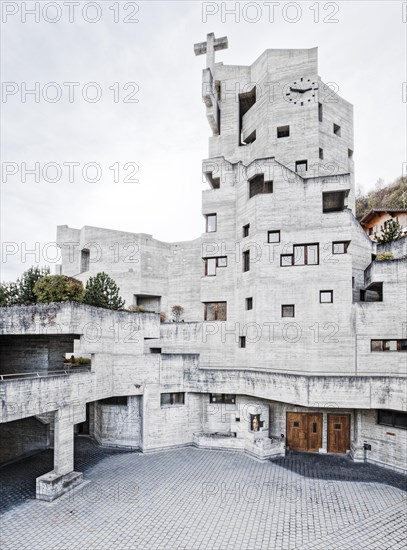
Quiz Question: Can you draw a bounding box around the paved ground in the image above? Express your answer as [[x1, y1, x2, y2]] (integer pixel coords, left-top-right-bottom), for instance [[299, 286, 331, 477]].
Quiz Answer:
[[0, 440, 406, 550]]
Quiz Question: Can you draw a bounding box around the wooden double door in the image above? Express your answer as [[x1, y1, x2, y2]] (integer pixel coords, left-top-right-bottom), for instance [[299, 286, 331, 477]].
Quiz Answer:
[[287, 412, 322, 452], [287, 412, 351, 454]]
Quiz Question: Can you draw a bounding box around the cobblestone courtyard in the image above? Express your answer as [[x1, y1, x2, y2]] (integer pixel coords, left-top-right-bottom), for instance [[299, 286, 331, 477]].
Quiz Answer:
[[0, 439, 406, 550]]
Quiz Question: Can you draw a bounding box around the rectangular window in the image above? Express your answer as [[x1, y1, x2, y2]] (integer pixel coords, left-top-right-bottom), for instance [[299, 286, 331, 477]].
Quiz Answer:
[[371, 339, 407, 352], [100, 396, 127, 406], [204, 257, 227, 276], [249, 174, 273, 198], [280, 254, 293, 267], [204, 302, 227, 321], [150, 348, 162, 354], [205, 213, 217, 233], [282, 305, 295, 317], [320, 290, 333, 303], [323, 191, 346, 213], [295, 160, 308, 173], [81, 249, 90, 273], [319, 148, 324, 160], [243, 250, 250, 272], [277, 125, 290, 138], [333, 241, 350, 254], [160, 392, 185, 406], [243, 224, 250, 238], [293, 243, 319, 266], [333, 123, 341, 136], [246, 297, 253, 310], [209, 394, 236, 404], [239, 336, 246, 348], [348, 149, 353, 159], [268, 230, 280, 243], [239, 87, 256, 145], [318, 103, 323, 122], [378, 410, 407, 430]]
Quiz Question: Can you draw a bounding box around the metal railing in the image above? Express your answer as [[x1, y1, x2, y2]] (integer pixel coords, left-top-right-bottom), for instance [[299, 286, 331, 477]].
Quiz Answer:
[[0, 366, 91, 381]]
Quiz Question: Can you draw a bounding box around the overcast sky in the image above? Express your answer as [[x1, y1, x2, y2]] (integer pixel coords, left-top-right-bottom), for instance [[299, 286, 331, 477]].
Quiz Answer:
[[1, 1, 406, 280]]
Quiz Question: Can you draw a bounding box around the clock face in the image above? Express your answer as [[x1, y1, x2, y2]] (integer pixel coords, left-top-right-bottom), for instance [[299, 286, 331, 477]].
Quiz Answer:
[[286, 77, 318, 106]]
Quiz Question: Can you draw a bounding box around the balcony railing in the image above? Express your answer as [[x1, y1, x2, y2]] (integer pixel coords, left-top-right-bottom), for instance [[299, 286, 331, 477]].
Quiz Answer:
[[0, 366, 91, 381]]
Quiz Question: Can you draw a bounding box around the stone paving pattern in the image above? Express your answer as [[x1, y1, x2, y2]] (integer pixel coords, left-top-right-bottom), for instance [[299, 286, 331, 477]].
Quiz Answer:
[[0, 440, 406, 550]]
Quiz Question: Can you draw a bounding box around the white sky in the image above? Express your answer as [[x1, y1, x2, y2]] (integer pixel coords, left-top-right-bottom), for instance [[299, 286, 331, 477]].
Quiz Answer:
[[1, 0, 406, 280]]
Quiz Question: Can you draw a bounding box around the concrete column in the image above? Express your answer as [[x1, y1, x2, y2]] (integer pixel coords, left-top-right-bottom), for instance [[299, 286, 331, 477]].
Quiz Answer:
[[54, 407, 74, 475], [36, 405, 85, 501], [350, 409, 364, 462]]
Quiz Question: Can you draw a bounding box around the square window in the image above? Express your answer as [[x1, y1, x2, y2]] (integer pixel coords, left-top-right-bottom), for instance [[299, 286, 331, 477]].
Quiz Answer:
[[268, 230, 280, 243], [371, 340, 383, 351], [323, 191, 346, 213], [320, 290, 333, 303], [400, 339, 407, 351], [333, 123, 341, 136], [280, 254, 293, 267], [204, 302, 227, 321], [333, 241, 349, 254], [243, 224, 250, 238], [383, 340, 398, 352], [217, 257, 227, 267], [295, 160, 308, 173], [282, 305, 295, 317], [293, 421, 300, 428], [239, 336, 246, 348], [249, 174, 273, 198], [277, 125, 290, 138], [246, 297, 253, 310], [206, 214, 217, 233]]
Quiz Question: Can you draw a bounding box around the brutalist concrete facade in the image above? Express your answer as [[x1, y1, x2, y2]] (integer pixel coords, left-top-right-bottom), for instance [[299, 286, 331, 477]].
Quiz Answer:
[[1, 35, 406, 499]]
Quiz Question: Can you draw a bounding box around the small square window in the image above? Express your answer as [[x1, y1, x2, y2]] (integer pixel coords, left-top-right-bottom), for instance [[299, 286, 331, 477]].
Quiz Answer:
[[239, 336, 246, 348], [280, 254, 293, 267], [295, 160, 308, 173], [217, 257, 227, 268], [320, 290, 333, 303], [333, 123, 341, 136], [333, 241, 350, 254], [293, 421, 300, 428], [268, 230, 280, 243], [246, 297, 253, 310], [282, 305, 295, 317], [371, 340, 382, 351], [243, 224, 250, 238], [205, 213, 217, 233], [319, 148, 324, 160], [277, 125, 290, 138]]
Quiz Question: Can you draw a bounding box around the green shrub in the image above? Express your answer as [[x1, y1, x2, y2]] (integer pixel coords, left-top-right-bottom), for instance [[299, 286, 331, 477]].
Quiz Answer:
[[376, 252, 394, 261], [34, 275, 84, 303], [127, 304, 146, 313]]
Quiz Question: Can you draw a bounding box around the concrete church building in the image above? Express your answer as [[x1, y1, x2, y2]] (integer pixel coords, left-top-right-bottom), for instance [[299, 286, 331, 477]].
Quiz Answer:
[[1, 34, 406, 501]]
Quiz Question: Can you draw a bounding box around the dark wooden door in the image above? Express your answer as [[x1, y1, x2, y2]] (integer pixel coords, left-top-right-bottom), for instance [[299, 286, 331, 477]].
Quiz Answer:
[[287, 412, 322, 452], [327, 414, 350, 453], [307, 413, 323, 451]]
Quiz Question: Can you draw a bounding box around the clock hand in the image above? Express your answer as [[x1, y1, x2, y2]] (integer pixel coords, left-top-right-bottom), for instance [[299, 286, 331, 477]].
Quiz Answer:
[[289, 87, 312, 94]]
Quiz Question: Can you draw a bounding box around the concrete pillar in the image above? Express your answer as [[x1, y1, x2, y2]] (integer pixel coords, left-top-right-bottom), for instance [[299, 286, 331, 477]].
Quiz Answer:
[[36, 405, 85, 501], [54, 407, 74, 475], [350, 409, 364, 462]]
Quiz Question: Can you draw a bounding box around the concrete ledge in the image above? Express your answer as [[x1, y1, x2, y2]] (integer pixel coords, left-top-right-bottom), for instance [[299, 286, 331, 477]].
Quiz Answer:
[[36, 470, 83, 501]]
